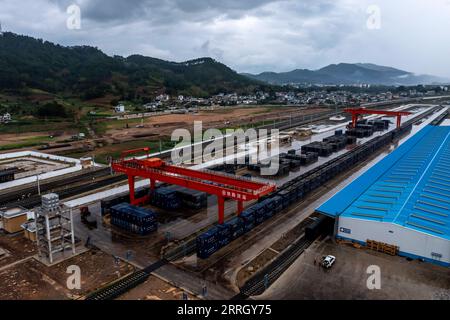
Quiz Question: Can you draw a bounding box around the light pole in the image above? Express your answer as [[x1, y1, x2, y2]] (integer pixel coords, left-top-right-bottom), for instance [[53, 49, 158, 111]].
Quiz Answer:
[[36, 174, 41, 195]]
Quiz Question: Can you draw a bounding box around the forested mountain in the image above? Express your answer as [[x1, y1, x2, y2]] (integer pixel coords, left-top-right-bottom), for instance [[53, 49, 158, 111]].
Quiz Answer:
[[0, 32, 264, 99]]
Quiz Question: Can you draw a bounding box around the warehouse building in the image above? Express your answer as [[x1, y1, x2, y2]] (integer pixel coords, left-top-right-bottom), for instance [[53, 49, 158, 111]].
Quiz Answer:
[[317, 124, 450, 267]]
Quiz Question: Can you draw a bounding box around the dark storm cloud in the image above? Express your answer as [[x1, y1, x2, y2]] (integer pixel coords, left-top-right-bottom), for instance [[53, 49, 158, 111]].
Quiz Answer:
[[50, 0, 283, 24], [2, 0, 450, 76]]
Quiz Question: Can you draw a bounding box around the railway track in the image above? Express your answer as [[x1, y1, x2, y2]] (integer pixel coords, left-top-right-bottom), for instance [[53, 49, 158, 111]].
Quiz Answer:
[[233, 236, 313, 299], [0, 167, 112, 206], [85, 239, 197, 300], [85, 259, 169, 300], [162, 239, 197, 261], [85, 269, 150, 300], [8, 174, 127, 209]]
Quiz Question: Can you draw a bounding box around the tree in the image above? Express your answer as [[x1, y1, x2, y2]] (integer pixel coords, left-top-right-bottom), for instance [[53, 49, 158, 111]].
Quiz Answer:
[[36, 101, 68, 118]]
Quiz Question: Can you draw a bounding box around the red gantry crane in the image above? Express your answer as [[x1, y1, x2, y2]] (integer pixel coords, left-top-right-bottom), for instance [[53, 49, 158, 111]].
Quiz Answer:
[[112, 148, 276, 224], [344, 108, 411, 129]]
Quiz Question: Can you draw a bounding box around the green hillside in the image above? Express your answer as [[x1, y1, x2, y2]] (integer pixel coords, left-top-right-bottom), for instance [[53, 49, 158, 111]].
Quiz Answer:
[[0, 32, 265, 100]]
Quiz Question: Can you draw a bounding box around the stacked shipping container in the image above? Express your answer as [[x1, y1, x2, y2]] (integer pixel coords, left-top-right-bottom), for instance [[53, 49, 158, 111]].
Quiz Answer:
[[196, 121, 415, 259], [110, 203, 157, 235]]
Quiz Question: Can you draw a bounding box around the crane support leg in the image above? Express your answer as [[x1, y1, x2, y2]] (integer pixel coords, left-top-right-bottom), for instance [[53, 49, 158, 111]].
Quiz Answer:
[[397, 116, 401, 128], [150, 179, 155, 191], [237, 201, 244, 216], [128, 175, 136, 205], [218, 196, 225, 224]]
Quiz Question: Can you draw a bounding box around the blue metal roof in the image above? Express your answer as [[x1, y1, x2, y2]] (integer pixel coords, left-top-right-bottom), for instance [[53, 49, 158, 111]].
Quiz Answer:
[[317, 125, 450, 240]]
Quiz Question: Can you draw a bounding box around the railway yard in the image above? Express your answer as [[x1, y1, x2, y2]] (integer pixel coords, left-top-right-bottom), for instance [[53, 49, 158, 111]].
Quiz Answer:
[[1, 100, 450, 301]]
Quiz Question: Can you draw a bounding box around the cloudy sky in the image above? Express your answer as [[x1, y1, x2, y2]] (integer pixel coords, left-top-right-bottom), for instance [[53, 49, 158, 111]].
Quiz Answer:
[[1, 0, 450, 76]]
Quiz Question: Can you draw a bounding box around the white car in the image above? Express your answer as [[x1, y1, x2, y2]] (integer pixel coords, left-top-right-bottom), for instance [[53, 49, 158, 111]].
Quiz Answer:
[[322, 255, 336, 269]]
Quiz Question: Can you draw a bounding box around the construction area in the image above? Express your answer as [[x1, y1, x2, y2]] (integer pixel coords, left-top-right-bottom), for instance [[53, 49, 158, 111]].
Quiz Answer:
[[1, 101, 450, 301], [0, 105, 330, 164]]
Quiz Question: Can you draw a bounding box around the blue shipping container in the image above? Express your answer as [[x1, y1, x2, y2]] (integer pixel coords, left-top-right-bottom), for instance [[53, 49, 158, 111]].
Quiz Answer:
[[226, 217, 245, 240]]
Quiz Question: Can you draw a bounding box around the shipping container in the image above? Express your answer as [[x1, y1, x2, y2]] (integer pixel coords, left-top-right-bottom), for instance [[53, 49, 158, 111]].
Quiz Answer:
[[151, 187, 181, 210], [0, 167, 18, 183], [226, 217, 245, 240], [197, 227, 219, 259], [110, 203, 157, 235], [168, 185, 208, 210], [216, 224, 231, 247], [240, 210, 256, 233], [305, 215, 333, 241]]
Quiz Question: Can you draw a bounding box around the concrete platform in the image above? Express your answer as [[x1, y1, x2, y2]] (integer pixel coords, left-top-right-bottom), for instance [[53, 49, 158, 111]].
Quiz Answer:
[[0, 151, 102, 190], [257, 238, 450, 300]]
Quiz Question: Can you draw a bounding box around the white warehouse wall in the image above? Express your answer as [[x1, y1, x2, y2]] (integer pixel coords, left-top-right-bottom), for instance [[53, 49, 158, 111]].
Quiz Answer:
[[337, 217, 450, 267]]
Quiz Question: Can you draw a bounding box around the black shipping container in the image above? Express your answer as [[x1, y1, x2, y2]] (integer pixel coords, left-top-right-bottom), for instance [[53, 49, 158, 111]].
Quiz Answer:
[[305, 215, 333, 241], [0, 167, 18, 183], [166, 185, 208, 209], [110, 203, 157, 235]]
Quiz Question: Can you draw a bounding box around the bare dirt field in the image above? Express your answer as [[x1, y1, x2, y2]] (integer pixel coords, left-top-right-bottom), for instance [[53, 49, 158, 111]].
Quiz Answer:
[[104, 106, 328, 140], [0, 242, 134, 300], [0, 131, 76, 148], [0, 233, 36, 269]]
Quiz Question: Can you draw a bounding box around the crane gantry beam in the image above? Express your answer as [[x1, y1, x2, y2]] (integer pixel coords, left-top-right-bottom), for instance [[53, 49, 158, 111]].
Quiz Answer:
[[112, 149, 276, 224], [344, 108, 411, 128]]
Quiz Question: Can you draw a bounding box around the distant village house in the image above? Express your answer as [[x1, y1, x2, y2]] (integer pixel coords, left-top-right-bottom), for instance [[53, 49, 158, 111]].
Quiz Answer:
[[0, 113, 11, 123]]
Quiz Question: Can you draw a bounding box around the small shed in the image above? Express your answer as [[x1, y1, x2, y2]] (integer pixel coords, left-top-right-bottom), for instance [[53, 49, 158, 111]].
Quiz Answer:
[[80, 157, 94, 168], [0, 206, 32, 233], [21, 220, 37, 242]]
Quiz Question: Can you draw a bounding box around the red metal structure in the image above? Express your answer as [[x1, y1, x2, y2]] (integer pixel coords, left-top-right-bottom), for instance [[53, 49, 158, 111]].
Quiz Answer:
[[112, 149, 276, 224], [344, 108, 411, 129]]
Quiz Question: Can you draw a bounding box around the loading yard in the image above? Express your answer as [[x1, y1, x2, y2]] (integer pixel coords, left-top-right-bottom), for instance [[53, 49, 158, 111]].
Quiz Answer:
[[258, 239, 450, 300], [0, 103, 449, 300]]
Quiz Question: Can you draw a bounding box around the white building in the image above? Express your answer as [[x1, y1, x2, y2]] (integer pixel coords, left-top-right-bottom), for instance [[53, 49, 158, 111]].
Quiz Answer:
[[144, 102, 161, 110], [0, 113, 11, 123], [114, 104, 125, 113], [156, 94, 170, 102]]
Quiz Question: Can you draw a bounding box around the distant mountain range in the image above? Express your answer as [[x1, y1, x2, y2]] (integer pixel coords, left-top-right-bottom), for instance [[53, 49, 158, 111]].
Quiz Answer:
[[243, 63, 450, 86]]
